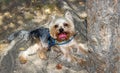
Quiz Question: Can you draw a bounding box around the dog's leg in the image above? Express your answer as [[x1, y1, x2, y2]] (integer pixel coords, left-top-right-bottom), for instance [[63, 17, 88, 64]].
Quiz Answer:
[[72, 43, 88, 64], [60, 47, 76, 62], [19, 43, 39, 64], [73, 43, 88, 55], [38, 48, 48, 60], [37, 42, 48, 60]]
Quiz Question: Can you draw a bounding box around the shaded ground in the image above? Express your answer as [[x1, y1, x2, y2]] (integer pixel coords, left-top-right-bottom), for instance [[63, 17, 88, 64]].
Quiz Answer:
[[0, 0, 63, 51], [0, 0, 89, 73], [0, 0, 87, 52]]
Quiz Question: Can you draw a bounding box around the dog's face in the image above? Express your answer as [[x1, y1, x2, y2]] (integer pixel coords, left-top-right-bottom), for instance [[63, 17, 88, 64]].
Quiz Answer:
[[49, 11, 75, 42]]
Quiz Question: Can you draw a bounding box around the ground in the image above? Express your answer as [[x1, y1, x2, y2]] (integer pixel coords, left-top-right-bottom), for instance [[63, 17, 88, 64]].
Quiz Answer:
[[0, 0, 89, 73]]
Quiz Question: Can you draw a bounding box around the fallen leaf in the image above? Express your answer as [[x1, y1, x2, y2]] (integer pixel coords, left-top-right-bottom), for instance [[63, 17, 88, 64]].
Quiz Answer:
[[19, 47, 25, 51], [56, 63, 62, 70]]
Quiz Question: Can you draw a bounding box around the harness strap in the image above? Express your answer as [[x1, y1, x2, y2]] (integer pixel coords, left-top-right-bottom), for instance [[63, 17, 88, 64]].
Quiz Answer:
[[48, 33, 77, 50]]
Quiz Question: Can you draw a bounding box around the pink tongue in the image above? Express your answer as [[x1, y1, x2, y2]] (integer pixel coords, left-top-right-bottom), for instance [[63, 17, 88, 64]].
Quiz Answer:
[[58, 33, 67, 39]]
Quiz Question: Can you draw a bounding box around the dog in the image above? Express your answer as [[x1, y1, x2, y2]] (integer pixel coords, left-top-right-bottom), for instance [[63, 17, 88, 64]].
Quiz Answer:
[[19, 11, 88, 64], [49, 11, 88, 62]]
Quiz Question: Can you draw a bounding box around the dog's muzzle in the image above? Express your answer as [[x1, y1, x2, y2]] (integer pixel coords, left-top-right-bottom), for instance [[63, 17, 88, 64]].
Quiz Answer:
[[59, 28, 64, 33]]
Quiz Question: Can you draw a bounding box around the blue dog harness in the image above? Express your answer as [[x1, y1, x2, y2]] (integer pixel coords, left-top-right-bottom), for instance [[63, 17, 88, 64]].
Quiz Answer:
[[30, 27, 77, 51], [48, 32, 77, 50], [48, 34, 77, 45]]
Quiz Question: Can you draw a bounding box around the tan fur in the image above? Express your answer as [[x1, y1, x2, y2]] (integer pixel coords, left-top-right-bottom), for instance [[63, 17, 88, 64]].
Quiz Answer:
[[19, 11, 88, 64], [49, 11, 88, 62]]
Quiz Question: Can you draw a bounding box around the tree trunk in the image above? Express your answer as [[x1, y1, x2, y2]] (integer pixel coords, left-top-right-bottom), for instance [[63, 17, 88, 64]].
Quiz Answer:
[[86, 0, 120, 73]]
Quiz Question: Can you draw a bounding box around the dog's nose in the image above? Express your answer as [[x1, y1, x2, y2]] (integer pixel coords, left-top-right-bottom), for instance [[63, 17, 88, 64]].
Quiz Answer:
[[59, 28, 64, 32]]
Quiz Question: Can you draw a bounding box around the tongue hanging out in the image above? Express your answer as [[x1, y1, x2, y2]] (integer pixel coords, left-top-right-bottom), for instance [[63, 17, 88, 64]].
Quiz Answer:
[[58, 33, 67, 40]]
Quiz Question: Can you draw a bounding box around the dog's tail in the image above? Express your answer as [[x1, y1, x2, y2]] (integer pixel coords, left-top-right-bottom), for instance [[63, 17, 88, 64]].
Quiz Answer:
[[7, 30, 29, 42]]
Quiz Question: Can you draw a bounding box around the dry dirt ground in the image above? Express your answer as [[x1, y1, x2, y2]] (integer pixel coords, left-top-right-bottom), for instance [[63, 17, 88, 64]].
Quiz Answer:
[[0, 1, 62, 52], [0, 1, 90, 73], [0, 0, 87, 57]]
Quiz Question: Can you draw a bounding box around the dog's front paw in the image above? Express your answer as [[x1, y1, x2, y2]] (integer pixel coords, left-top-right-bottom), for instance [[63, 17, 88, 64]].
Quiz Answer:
[[38, 51, 47, 60], [19, 56, 27, 64]]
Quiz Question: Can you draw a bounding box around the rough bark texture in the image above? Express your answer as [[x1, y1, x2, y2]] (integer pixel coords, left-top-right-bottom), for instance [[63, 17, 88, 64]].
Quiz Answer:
[[86, 0, 120, 73], [0, 0, 119, 73]]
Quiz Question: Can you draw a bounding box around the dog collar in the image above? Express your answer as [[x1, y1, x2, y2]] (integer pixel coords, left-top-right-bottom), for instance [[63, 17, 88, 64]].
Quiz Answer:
[[55, 33, 77, 45], [48, 33, 77, 50]]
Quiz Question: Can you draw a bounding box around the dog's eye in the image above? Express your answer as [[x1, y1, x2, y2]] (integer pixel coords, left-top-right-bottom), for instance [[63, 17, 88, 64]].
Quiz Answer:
[[64, 23, 68, 27], [54, 25, 58, 28]]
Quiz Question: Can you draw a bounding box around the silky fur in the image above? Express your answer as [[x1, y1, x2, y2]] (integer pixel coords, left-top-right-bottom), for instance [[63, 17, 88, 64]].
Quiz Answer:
[[19, 11, 88, 64], [49, 11, 88, 62]]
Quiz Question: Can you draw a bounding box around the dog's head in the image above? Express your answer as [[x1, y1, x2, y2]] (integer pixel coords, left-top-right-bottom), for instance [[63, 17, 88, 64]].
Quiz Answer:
[[49, 11, 75, 42]]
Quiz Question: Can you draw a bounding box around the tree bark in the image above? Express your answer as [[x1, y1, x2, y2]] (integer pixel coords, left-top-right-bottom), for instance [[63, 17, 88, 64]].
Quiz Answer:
[[86, 0, 120, 73]]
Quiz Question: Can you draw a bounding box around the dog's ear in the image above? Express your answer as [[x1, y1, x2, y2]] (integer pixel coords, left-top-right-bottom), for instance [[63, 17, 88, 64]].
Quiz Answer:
[[65, 11, 73, 21]]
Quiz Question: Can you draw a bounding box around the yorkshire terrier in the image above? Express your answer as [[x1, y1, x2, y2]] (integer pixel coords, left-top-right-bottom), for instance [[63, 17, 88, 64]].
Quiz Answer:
[[49, 11, 88, 62], [19, 11, 88, 64]]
